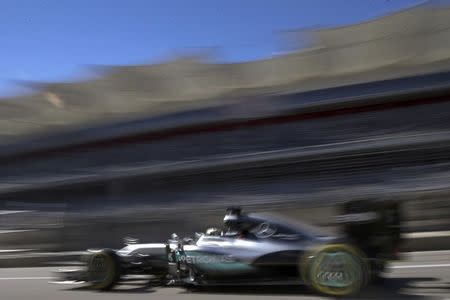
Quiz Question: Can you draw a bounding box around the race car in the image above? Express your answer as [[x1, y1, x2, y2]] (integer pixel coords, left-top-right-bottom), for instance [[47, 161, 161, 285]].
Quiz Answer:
[[53, 200, 402, 297]]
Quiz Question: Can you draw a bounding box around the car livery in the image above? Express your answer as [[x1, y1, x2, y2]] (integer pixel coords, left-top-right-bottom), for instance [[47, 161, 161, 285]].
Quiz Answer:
[[54, 201, 402, 297]]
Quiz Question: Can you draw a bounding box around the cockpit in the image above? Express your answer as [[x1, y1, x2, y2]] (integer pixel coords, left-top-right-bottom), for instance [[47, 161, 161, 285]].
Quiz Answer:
[[204, 207, 311, 242]]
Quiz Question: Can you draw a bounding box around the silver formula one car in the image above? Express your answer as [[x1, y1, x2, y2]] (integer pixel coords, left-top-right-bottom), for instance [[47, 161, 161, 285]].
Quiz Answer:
[[54, 201, 402, 297]]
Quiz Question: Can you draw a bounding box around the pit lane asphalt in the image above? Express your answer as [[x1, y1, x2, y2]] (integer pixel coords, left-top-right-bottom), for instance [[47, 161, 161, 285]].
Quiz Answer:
[[1, 251, 449, 300]]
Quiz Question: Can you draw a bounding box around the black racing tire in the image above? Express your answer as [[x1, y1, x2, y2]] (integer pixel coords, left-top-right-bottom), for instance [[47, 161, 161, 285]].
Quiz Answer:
[[86, 249, 121, 290], [301, 244, 369, 297]]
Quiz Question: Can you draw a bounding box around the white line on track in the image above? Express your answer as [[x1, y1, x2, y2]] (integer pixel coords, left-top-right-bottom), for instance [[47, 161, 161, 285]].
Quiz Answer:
[[404, 231, 450, 239], [404, 250, 450, 255], [0, 249, 35, 253], [0, 277, 52, 280], [391, 263, 450, 269]]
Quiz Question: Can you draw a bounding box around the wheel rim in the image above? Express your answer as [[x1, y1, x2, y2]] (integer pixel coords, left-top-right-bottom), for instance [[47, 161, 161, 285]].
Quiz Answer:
[[308, 246, 366, 296], [312, 251, 361, 288]]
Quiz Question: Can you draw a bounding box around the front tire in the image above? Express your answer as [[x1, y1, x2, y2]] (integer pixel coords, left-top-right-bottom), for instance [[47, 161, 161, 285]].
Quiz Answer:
[[86, 249, 121, 290], [302, 244, 369, 296]]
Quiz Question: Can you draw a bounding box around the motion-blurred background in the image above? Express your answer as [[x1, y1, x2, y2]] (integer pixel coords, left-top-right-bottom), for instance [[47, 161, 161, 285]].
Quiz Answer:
[[1, 0, 450, 267]]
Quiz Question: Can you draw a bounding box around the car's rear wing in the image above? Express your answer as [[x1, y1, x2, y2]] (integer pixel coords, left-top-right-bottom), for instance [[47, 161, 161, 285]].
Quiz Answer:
[[336, 198, 402, 260]]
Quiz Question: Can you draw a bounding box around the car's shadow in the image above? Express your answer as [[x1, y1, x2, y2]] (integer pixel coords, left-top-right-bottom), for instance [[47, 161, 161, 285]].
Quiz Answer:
[[181, 277, 444, 299], [67, 276, 446, 298], [181, 284, 315, 296], [68, 281, 157, 294]]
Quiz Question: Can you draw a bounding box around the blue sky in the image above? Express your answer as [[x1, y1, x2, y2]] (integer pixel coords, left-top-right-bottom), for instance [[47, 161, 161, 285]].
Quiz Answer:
[[0, 0, 424, 96]]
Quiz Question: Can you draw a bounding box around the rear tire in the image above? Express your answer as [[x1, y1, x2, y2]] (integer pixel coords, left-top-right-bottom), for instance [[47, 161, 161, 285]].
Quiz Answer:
[[302, 244, 369, 296], [86, 249, 121, 290]]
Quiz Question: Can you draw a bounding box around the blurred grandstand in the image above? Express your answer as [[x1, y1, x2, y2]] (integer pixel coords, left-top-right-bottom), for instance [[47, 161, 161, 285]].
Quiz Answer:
[[0, 1, 449, 142], [1, 1, 450, 264]]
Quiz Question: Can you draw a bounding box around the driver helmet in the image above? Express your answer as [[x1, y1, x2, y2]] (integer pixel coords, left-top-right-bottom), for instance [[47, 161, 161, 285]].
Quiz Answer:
[[223, 207, 242, 234], [223, 207, 254, 235]]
